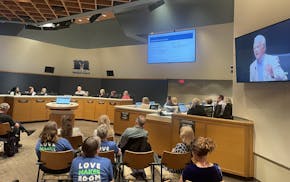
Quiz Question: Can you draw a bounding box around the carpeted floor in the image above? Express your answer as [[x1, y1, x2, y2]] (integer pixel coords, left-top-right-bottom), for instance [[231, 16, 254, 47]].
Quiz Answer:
[[0, 120, 255, 182]]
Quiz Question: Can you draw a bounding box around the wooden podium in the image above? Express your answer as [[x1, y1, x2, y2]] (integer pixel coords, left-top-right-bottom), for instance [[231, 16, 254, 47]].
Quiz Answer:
[[46, 102, 79, 129]]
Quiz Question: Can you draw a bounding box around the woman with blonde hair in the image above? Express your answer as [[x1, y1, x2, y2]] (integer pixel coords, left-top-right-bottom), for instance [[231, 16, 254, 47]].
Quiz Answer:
[[172, 125, 195, 153], [35, 121, 73, 173], [94, 115, 115, 138], [180, 137, 223, 182]]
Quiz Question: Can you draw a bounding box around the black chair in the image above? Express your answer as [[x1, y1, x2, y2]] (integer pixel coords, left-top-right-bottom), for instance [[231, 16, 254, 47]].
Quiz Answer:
[[120, 137, 151, 153]]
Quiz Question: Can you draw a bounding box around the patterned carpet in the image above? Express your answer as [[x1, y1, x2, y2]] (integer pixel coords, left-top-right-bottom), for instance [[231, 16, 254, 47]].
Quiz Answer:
[[0, 120, 254, 182]]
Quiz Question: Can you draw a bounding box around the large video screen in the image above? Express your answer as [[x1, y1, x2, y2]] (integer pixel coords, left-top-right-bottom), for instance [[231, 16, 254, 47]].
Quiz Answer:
[[235, 19, 290, 83], [147, 29, 196, 64]]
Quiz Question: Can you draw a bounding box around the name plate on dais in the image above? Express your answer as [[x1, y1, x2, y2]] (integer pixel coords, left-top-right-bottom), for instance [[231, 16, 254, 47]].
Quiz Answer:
[[121, 112, 129, 120]]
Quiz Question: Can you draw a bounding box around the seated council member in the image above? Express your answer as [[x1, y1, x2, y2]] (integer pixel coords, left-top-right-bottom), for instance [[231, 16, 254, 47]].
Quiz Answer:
[[98, 88, 108, 97], [28, 86, 36, 96], [187, 98, 206, 116], [140, 97, 150, 109], [35, 121, 73, 173], [39, 87, 47, 96], [109, 90, 118, 98], [250, 34, 287, 82], [70, 136, 114, 182], [121, 90, 131, 99], [9, 86, 21, 96], [74, 85, 88, 96], [180, 137, 223, 182], [221, 97, 233, 119]]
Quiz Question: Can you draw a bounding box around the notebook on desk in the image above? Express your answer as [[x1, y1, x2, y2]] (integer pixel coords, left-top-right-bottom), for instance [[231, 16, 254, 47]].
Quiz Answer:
[[56, 96, 71, 104]]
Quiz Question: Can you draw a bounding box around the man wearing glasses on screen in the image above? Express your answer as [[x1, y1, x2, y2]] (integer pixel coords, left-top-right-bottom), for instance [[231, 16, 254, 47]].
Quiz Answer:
[[249, 34, 288, 82]]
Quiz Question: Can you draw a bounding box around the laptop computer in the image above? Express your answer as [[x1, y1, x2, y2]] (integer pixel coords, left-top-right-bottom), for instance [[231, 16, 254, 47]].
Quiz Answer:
[[56, 96, 71, 104], [178, 103, 188, 113]]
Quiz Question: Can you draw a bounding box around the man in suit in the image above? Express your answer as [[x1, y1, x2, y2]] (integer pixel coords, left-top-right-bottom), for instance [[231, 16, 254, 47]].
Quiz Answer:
[[249, 34, 287, 82]]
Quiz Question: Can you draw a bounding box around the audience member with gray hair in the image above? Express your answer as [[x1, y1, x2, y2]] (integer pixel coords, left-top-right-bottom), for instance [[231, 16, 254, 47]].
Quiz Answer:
[[0, 103, 35, 148]]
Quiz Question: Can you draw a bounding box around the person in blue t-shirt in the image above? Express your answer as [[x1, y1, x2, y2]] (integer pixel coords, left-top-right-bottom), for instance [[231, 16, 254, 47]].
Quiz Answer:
[[70, 136, 114, 182], [180, 137, 223, 182], [96, 124, 121, 156], [35, 121, 73, 173]]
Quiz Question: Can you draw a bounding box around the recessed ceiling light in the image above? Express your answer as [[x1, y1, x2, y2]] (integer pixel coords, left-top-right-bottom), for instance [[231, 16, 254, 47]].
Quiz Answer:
[[40, 23, 55, 28], [102, 14, 107, 17], [78, 19, 82, 22]]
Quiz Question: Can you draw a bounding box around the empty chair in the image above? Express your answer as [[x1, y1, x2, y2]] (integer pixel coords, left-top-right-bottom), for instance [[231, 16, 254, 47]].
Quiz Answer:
[[36, 150, 74, 182], [156, 151, 191, 181], [65, 135, 83, 150], [120, 150, 155, 181]]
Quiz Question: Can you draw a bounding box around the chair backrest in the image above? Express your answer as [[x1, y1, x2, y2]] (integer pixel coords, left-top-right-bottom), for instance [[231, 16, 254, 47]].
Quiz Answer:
[[107, 136, 114, 141], [65, 135, 83, 150], [0, 122, 11, 135], [40, 150, 74, 170], [123, 150, 154, 169], [162, 151, 191, 170], [121, 137, 151, 153], [99, 150, 115, 164]]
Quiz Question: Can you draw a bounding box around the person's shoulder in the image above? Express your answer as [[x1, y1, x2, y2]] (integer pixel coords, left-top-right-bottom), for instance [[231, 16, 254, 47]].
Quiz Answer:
[[98, 156, 111, 164], [250, 60, 256, 69], [265, 54, 279, 62]]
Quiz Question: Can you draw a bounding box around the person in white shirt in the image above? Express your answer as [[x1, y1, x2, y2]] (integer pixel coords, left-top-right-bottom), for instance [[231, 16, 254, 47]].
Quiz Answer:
[[74, 85, 88, 96]]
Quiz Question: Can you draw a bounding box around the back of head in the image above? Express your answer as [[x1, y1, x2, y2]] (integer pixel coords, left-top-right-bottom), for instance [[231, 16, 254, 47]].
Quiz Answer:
[[136, 115, 146, 127], [180, 126, 195, 146], [193, 137, 215, 157], [218, 95, 224, 101], [98, 115, 110, 126], [40, 121, 58, 143], [192, 98, 201, 107], [96, 124, 108, 140], [0, 103, 10, 112], [142, 97, 150, 105], [225, 97, 232, 104], [82, 136, 101, 157], [171, 97, 178, 106]]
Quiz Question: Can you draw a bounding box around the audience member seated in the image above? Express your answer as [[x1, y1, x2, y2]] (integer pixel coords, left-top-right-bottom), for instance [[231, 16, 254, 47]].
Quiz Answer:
[[39, 87, 48, 96], [140, 97, 150, 109], [109, 90, 118, 98], [9, 86, 21, 96], [187, 98, 206, 116], [74, 85, 88, 96], [213, 94, 226, 118], [70, 136, 114, 182], [205, 98, 213, 105], [221, 97, 233, 119], [98, 88, 108, 98], [121, 90, 131, 99], [171, 126, 195, 173], [180, 137, 223, 182], [164, 96, 177, 106], [35, 121, 73, 173], [0, 103, 35, 148], [96, 124, 121, 156], [94, 115, 114, 138], [59, 115, 84, 138], [118, 115, 151, 153], [28, 86, 36, 96]]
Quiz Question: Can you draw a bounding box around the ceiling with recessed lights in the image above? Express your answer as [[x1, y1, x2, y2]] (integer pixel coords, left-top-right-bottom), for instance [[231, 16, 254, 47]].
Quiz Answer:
[[0, 0, 134, 24]]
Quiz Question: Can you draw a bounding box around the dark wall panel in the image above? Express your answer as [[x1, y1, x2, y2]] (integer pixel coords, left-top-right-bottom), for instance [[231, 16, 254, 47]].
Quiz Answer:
[[0, 72, 60, 94], [0, 72, 167, 103], [58, 77, 102, 96], [101, 79, 168, 104]]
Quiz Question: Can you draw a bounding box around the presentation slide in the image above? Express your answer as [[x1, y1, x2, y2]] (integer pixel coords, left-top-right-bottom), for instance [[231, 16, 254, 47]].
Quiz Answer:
[[148, 29, 196, 64]]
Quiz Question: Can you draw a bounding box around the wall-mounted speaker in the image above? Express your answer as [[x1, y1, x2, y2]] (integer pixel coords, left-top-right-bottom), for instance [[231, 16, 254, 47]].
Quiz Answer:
[[44, 66, 55, 73], [106, 70, 114, 76]]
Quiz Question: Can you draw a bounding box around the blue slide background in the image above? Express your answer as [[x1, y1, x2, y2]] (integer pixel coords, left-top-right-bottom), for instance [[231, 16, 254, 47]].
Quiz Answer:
[[148, 29, 196, 64]]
